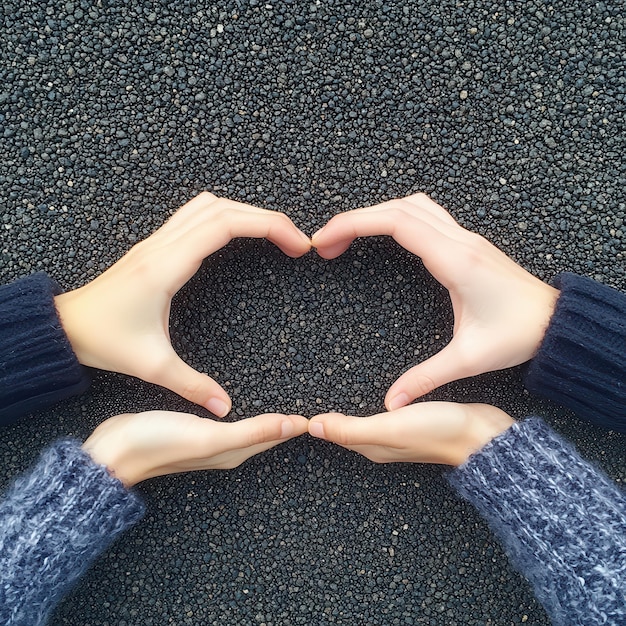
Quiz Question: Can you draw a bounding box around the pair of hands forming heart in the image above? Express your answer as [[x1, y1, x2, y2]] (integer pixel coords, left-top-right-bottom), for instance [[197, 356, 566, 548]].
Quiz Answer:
[[53, 192, 559, 486]]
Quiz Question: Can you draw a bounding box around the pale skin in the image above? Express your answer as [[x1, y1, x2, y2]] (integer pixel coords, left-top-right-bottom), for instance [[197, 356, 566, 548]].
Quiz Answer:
[[312, 193, 559, 411], [59, 192, 556, 477], [55, 193, 310, 486], [55, 193, 311, 487], [308, 403, 515, 467], [55, 192, 312, 417], [309, 193, 559, 466], [83, 411, 309, 487]]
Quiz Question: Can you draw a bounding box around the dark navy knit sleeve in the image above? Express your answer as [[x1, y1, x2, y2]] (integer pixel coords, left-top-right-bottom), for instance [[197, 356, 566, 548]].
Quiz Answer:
[[0, 439, 144, 626], [0, 273, 91, 425], [448, 418, 626, 626], [525, 272, 626, 432]]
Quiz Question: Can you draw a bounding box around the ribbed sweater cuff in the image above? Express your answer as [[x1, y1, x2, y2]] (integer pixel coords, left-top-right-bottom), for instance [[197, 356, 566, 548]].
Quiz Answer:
[[448, 418, 626, 626], [524, 272, 626, 432], [0, 439, 144, 626], [0, 273, 91, 425]]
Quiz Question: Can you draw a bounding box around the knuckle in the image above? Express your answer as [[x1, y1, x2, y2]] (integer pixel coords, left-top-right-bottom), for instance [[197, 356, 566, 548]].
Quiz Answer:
[[412, 373, 436, 397], [445, 341, 479, 378], [324, 213, 346, 229], [180, 379, 205, 404], [246, 423, 272, 447], [198, 191, 216, 203], [387, 207, 407, 222], [272, 210, 291, 223], [268, 212, 293, 233], [462, 232, 490, 260], [333, 425, 355, 447]]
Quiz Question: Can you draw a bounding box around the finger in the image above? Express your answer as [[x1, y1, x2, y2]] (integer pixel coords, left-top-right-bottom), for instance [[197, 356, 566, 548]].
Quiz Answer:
[[345, 194, 457, 228], [311, 206, 453, 263], [145, 350, 232, 417], [202, 413, 309, 464], [224, 413, 309, 450], [140, 413, 308, 478], [225, 209, 312, 257], [164, 196, 311, 260], [308, 411, 399, 448], [384, 342, 472, 409], [156, 191, 221, 231], [313, 239, 354, 259], [403, 193, 460, 226]]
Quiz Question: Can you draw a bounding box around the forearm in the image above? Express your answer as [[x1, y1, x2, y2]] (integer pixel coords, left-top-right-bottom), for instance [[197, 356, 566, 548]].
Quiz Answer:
[[448, 418, 626, 626], [525, 272, 626, 431], [0, 273, 91, 424], [0, 440, 144, 626]]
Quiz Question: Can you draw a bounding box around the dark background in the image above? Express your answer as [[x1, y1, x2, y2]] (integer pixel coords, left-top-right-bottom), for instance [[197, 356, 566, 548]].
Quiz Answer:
[[1, 1, 624, 624]]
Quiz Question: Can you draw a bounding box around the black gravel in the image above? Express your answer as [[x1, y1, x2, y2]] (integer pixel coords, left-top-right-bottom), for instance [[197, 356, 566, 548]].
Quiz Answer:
[[1, 1, 625, 624]]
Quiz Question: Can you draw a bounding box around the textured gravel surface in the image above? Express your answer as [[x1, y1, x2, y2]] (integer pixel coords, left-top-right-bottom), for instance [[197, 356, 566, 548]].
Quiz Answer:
[[1, 1, 625, 624]]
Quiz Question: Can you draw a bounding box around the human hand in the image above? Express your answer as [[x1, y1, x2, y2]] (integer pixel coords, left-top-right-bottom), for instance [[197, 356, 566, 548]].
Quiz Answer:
[[82, 411, 308, 487], [55, 192, 311, 417], [308, 403, 514, 467], [312, 193, 559, 411]]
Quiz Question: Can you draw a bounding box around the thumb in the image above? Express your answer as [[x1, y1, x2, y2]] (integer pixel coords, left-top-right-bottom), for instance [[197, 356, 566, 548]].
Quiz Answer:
[[384, 342, 471, 410], [146, 350, 232, 417], [224, 413, 309, 449], [309, 412, 386, 447], [203, 413, 309, 468]]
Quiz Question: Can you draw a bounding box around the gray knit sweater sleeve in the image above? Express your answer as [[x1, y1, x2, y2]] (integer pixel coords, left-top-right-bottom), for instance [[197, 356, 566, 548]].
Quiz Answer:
[[0, 440, 145, 626], [448, 418, 626, 626]]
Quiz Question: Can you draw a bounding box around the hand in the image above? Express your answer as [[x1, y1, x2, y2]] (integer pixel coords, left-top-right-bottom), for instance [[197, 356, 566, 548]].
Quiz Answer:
[[83, 411, 308, 487], [308, 403, 515, 466], [312, 193, 559, 410], [55, 192, 311, 416]]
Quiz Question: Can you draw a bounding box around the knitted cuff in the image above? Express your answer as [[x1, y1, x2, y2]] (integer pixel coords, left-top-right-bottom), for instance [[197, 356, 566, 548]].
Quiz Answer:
[[524, 272, 626, 432], [448, 417, 626, 626], [0, 273, 91, 425], [0, 439, 144, 626]]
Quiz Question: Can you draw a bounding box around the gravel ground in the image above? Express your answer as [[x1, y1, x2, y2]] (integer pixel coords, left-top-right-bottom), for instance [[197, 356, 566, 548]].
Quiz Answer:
[[1, 1, 625, 624]]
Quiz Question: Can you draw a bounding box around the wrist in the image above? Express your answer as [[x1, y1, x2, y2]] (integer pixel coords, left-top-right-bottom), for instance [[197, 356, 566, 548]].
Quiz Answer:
[[54, 288, 92, 366], [456, 404, 515, 466], [82, 415, 138, 488], [526, 281, 560, 360]]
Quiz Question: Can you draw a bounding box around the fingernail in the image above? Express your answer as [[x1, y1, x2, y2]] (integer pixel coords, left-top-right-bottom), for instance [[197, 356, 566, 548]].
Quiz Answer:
[[280, 420, 294, 438], [388, 393, 410, 411], [206, 398, 230, 417], [312, 226, 325, 241], [309, 421, 326, 439]]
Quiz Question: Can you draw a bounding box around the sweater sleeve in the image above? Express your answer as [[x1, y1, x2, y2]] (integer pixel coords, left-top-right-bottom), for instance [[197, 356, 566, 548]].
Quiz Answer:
[[0, 273, 92, 425], [0, 439, 145, 626], [524, 272, 626, 432], [447, 417, 626, 626]]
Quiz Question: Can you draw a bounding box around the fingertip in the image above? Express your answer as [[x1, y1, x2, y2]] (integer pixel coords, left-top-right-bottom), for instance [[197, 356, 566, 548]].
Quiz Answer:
[[309, 420, 326, 439], [308, 412, 346, 439], [283, 245, 312, 259], [386, 392, 410, 412], [155, 356, 232, 417], [313, 248, 337, 260], [312, 241, 352, 259], [275, 231, 312, 258], [205, 397, 231, 418], [311, 226, 326, 241], [285, 414, 309, 436]]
